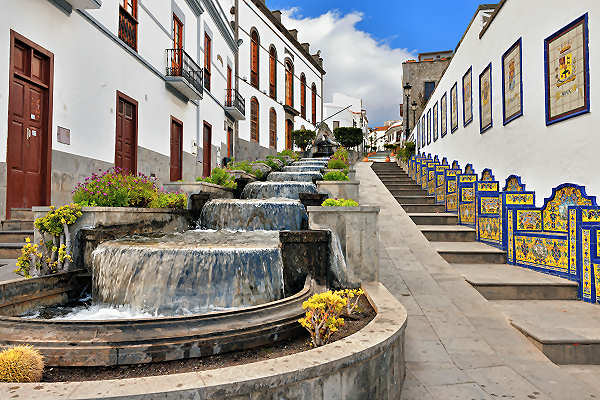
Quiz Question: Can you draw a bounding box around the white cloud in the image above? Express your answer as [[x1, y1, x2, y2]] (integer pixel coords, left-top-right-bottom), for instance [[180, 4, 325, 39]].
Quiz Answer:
[[281, 9, 416, 127]]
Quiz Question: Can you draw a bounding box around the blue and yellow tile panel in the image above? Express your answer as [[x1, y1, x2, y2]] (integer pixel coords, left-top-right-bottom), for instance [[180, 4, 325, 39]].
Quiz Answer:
[[476, 180, 502, 248], [435, 165, 449, 204], [458, 174, 477, 227], [445, 168, 461, 213]]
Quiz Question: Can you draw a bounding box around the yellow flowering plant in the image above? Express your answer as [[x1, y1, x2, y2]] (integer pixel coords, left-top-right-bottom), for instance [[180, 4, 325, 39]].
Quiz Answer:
[[298, 291, 347, 347]]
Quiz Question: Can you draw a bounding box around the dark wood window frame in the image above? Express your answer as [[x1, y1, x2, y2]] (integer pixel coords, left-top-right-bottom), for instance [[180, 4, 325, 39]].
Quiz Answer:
[[250, 97, 259, 143], [269, 46, 277, 99], [285, 60, 294, 108], [311, 83, 317, 125], [118, 0, 138, 51], [269, 107, 277, 149], [250, 29, 260, 89], [204, 33, 212, 91], [115, 90, 138, 174], [300, 73, 307, 119]]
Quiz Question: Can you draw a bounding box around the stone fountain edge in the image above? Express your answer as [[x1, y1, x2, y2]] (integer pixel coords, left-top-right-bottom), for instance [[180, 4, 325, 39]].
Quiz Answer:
[[2, 282, 407, 400]]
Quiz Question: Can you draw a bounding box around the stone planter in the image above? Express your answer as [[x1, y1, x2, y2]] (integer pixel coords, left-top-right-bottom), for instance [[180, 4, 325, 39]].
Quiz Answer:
[[163, 181, 235, 202], [317, 180, 360, 201], [4, 282, 407, 400], [308, 205, 380, 283], [33, 207, 190, 270]]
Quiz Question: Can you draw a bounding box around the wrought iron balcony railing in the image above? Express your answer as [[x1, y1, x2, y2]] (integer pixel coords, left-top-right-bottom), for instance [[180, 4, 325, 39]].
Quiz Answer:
[[225, 88, 246, 117], [204, 67, 211, 91], [118, 6, 137, 51], [165, 49, 204, 95]]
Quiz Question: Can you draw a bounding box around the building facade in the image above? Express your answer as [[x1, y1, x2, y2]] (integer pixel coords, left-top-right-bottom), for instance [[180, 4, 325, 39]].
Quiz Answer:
[[0, 0, 325, 218], [414, 0, 600, 202]]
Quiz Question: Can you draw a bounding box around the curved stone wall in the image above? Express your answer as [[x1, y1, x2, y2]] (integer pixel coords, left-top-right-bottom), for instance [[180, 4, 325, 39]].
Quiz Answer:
[[2, 282, 407, 399]]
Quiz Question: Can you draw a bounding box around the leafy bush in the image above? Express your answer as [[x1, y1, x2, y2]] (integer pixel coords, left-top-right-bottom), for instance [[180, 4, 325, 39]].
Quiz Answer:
[[267, 155, 288, 166], [0, 345, 44, 383], [323, 171, 349, 181], [148, 192, 187, 209], [327, 159, 348, 170], [256, 159, 282, 171], [227, 160, 264, 179], [333, 127, 363, 149], [330, 147, 349, 166], [278, 149, 301, 161], [321, 198, 359, 207], [291, 129, 317, 151], [72, 168, 186, 209], [197, 167, 237, 189], [298, 289, 364, 347]]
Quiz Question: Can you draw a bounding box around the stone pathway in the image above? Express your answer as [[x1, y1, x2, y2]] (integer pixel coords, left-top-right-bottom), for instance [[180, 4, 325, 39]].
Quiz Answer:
[[355, 161, 600, 399]]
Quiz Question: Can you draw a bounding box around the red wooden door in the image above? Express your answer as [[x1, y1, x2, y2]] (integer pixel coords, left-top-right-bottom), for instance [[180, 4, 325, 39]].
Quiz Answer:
[[285, 119, 293, 150], [172, 14, 183, 74], [227, 126, 233, 158], [170, 117, 183, 181], [226, 65, 232, 105], [7, 31, 53, 216], [203, 122, 212, 177], [115, 92, 137, 174]]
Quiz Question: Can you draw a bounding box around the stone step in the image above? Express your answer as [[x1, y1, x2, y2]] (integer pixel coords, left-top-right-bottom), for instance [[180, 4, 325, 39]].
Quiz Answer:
[[492, 300, 600, 364], [390, 189, 428, 197], [2, 220, 34, 231], [402, 204, 446, 213], [418, 225, 476, 242], [376, 173, 410, 177], [453, 264, 578, 300], [0, 243, 24, 259], [395, 196, 435, 205], [408, 213, 459, 225], [432, 241, 506, 264], [0, 231, 34, 243], [10, 208, 33, 220], [380, 179, 415, 184], [382, 182, 420, 187]]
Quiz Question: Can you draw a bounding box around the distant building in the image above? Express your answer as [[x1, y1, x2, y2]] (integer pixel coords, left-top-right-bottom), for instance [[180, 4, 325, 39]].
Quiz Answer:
[[324, 93, 369, 150], [401, 50, 453, 141]]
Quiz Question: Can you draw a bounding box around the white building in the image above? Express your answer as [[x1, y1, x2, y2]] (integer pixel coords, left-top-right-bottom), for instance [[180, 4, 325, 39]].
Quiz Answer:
[[236, 1, 325, 160], [414, 0, 600, 202], [324, 93, 368, 133], [0, 0, 325, 218]]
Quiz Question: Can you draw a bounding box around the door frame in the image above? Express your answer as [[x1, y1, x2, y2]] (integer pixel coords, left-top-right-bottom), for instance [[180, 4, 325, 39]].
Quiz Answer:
[[202, 121, 212, 177], [7, 30, 54, 214], [170, 116, 183, 181], [115, 90, 138, 174]]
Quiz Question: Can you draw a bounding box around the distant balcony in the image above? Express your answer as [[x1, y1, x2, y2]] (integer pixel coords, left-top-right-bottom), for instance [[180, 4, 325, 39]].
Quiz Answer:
[[66, 0, 102, 9], [118, 6, 137, 51], [165, 48, 203, 101], [224, 89, 246, 121]]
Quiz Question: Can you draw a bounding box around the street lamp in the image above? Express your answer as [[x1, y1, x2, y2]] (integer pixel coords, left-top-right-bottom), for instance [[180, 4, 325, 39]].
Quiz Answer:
[[403, 82, 412, 141]]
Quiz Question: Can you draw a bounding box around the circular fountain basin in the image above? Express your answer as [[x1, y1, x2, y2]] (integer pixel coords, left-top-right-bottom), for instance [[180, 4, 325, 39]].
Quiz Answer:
[[201, 198, 308, 231], [283, 165, 324, 173], [0, 278, 313, 366], [92, 231, 285, 315], [242, 181, 318, 200], [268, 171, 323, 182]]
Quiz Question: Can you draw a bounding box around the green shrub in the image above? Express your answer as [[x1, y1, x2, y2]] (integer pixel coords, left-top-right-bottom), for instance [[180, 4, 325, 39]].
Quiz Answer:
[[397, 141, 416, 162], [321, 198, 359, 207], [291, 129, 317, 151], [227, 160, 264, 179], [197, 168, 237, 189], [278, 149, 301, 161], [148, 192, 187, 209], [256, 159, 282, 171], [323, 171, 349, 181], [72, 168, 187, 209], [330, 147, 349, 166], [327, 159, 348, 170]]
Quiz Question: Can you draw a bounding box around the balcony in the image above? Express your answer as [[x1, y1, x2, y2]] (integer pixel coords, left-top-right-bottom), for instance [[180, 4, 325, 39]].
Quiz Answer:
[[224, 89, 246, 121], [204, 68, 211, 92], [66, 0, 102, 9], [165, 49, 203, 101]]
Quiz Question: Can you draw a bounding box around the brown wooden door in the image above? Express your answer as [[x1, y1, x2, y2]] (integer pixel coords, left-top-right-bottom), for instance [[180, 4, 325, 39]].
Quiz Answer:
[[285, 119, 293, 150], [227, 126, 233, 158], [203, 122, 212, 177], [170, 117, 183, 181], [226, 65, 232, 106], [7, 31, 53, 217], [115, 92, 137, 174]]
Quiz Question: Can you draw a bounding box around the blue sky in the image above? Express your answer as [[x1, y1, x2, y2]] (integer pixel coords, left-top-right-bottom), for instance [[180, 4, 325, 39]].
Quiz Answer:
[[272, 1, 495, 126], [268, 0, 487, 55]]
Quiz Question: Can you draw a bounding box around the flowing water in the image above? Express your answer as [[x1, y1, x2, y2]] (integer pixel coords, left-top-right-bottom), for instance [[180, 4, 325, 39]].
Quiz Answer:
[[242, 181, 318, 199], [266, 171, 323, 182], [282, 165, 324, 173]]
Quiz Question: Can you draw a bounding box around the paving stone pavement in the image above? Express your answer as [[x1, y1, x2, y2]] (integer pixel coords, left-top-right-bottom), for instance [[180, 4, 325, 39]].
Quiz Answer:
[[356, 162, 600, 399]]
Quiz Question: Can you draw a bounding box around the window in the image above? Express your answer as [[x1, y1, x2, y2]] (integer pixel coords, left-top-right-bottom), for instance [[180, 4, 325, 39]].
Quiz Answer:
[[269, 46, 277, 99], [250, 97, 259, 142], [204, 33, 211, 91], [171, 14, 183, 74], [269, 108, 277, 149], [300, 74, 306, 119], [285, 60, 294, 107], [118, 0, 138, 50], [333, 121, 340, 130], [250, 29, 259, 89], [311, 83, 317, 125], [424, 81, 435, 102], [226, 65, 232, 106]]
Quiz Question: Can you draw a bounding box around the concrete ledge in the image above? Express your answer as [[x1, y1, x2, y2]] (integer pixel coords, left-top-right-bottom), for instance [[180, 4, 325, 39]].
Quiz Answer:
[[316, 180, 360, 201], [1, 282, 407, 400]]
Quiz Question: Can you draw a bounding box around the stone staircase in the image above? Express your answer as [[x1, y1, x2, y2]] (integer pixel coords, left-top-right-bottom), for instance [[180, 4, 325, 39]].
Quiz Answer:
[[372, 162, 600, 366], [0, 208, 34, 259]]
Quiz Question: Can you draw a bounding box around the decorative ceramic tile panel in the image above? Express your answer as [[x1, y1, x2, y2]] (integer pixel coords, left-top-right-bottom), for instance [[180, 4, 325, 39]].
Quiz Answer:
[[480, 63, 493, 132], [515, 236, 569, 273], [505, 177, 524, 192], [478, 182, 498, 192], [543, 186, 592, 233], [460, 175, 476, 183], [517, 210, 542, 231], [508, 211, 514, 261], [582, 229, 592, 300], [503, 39, 523, 124], [463, 67, 473, 125], [479, 217, 501, 242], [447, 193, 458, 212], [462, 188, 475, 202], [570, 208, 577, 275], [481, 197, 500, 214], [506, 193, 535, 205], [582, 209, 600, 222], [459, 203, 476, 225]]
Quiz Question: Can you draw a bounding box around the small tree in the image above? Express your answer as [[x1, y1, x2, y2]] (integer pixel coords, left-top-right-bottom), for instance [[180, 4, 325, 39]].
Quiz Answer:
[[334, 127, 363, 149], [291, 129, 316, 151]]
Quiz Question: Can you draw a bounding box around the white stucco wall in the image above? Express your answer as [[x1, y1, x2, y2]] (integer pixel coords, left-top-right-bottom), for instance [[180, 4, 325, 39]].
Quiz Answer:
[[415, 0, 600, 205], [0, 0, 235, 172], [237, 0, 323, 150]]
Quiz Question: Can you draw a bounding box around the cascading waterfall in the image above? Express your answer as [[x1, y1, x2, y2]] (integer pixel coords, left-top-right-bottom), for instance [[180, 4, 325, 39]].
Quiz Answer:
[[92, 231, 285, 315], [242, 181, 318, 199], [268, 172, 323, 182], [283, 165, 324, 173]]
